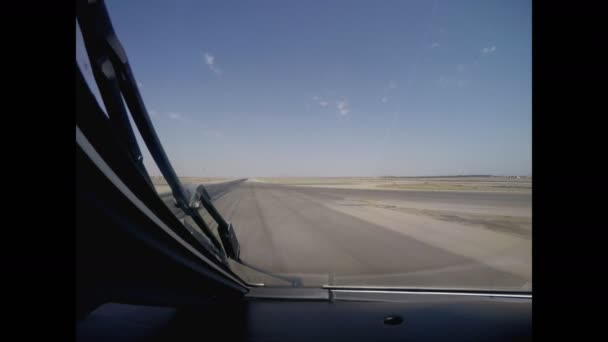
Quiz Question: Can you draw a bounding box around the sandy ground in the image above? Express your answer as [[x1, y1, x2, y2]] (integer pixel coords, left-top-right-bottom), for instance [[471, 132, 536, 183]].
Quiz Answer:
[[152, 177, 237, 194], [252, 176, 531, 193], [156, 177, 531, 290], [204, 180, 532, 290]]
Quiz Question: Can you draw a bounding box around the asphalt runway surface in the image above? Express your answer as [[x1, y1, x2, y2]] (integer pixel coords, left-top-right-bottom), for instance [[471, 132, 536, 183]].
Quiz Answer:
[[162, 179, 531, 290]]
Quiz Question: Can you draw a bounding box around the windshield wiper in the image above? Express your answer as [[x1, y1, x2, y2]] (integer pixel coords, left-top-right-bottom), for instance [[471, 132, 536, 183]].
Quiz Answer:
[[77, 0, 302, 287], [185, 183, 303, 286], [196, 185, 240, 259], [77, 0, 228, 263], [180, 184, 240, 260]]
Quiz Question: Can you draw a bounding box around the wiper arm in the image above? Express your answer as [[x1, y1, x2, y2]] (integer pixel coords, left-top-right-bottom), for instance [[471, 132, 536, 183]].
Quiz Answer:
[[179, 183, 240, 260], [190, 184, 240, 260], [77, 0, 228, 263], [78, 1, 302, 286], [186, 184, 303, 287], [76, 2, 149, 187]]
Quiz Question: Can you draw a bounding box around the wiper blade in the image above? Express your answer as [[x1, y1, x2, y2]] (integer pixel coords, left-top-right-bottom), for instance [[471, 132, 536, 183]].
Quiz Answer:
[[76, 2, 149, 187], [184, 183, 306, 286], [77, 0, 228, 263], [197, 185, 241, 259], [183, 184, 241, 260]]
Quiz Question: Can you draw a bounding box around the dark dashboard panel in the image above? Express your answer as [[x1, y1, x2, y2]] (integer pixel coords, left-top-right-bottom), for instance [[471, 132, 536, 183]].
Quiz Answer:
[[77, 294, 530, 342], [246, 297, 530, 342]]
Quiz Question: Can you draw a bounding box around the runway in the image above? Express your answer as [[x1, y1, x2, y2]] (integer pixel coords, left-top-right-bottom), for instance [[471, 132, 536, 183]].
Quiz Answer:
[[206, 180, 531, 290]]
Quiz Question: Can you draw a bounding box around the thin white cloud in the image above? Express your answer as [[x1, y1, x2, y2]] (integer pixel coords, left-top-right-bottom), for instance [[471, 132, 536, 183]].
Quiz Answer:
[[481, 45, 497, 56], [457, 64, 465, 72], [204, 53, 214, 65], [313, 96, 329, 108], [204, 52, 222, 75], [204, 130, 222, 138], [167, 112, 182, 120], [137, 81, 143, 88], [438, 76, 449, 88], [336, 100, 350, 115], [382, 82, 396, 104], [431, 42, 439, 48], [149, 109, 158, 116]]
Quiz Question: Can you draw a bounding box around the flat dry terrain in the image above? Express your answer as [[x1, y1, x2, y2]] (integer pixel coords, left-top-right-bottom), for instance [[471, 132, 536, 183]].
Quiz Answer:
[[191, 178, 533, 290], [253, 176, 531, 193], [156, 177, 531, 289], [151, 177, 237, 194]]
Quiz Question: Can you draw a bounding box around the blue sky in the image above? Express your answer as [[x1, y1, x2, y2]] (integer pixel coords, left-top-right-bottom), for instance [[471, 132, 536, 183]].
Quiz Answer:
[[77, 0, 531, 177]]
